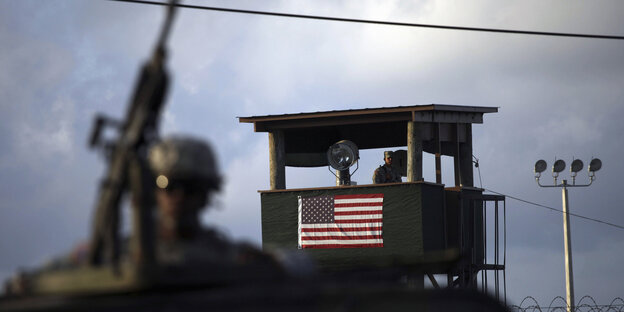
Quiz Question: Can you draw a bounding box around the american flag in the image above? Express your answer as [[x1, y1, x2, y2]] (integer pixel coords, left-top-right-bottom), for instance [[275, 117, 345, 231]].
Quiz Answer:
[[298, 194, 384, 249]]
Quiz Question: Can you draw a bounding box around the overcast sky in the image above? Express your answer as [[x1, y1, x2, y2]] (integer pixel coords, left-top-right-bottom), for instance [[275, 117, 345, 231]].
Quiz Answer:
[[1, 0, 623, 307]]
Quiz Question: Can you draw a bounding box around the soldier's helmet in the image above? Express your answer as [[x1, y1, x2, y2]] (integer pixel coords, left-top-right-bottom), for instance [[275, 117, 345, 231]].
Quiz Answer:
[[384, 151, 394, 159], [148, 136, 221, 192]]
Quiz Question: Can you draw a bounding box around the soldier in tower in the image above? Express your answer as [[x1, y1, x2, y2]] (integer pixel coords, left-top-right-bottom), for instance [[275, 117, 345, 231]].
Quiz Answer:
[[372, 151, 402, 184]]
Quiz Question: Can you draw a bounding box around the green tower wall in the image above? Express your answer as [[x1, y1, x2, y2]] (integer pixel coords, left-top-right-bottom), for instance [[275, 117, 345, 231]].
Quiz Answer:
[[259, 182, 446, 270]]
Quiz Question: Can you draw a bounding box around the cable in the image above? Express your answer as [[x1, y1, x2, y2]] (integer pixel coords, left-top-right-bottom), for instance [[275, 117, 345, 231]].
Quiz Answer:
[[107, 0, 624, 40], [110, 0, 624, 230], [484, 188, 624, 230], [473, 155, 483, 188]]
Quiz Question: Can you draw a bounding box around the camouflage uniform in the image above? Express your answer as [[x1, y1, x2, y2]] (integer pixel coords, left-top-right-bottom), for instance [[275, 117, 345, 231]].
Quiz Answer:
[[373, 165, 402, 184], [149, 136, 274, 265], [155, 228, 277, 267], [372, 150, 402, 184], [14, 138, 260, 269], [3, 136, 299, 296], [147, 136, 308, 273]]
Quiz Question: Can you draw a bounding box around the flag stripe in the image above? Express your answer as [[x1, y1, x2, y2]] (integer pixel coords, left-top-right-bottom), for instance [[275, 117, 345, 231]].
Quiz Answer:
[[334, 206, 382, 212], [334, 210, 382, 216], [302, 243, 384, 249], [334, 194, 384, 199], [335, 213, 382, 218], [301, 231, 382, 237], [334, 216, 381, 224], [301, 226, 382, 232], [335, 218, 383, 224], [301, 222, 382, 229], [334, 199, 383, 205], [302, 239, 383, 245], [334, 202, 384, 207], [301, 235, 383, 241]]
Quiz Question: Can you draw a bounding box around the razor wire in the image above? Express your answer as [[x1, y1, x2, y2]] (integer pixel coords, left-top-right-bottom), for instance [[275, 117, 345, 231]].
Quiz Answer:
[[510, 296, 624, 312]]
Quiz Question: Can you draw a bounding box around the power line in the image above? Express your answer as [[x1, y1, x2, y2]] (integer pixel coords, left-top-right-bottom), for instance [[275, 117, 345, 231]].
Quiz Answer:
[[108, 0, 624, 40], [484, 188, 624, 230], [109, 0, 623, 230]]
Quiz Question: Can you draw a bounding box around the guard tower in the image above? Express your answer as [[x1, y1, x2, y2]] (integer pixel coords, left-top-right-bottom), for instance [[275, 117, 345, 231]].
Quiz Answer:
[[239, 104, 506, 297]]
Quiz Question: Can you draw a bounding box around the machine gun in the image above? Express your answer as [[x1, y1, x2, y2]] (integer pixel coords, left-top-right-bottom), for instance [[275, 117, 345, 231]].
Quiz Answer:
[[87, 0, 178, 268]]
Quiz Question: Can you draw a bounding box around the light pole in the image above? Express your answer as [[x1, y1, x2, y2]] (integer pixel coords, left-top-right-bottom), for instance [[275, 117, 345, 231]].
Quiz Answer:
[[534, 158, 602, 312]]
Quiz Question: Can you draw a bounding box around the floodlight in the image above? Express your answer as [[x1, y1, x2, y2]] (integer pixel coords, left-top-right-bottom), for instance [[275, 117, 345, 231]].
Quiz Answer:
[[534, 160, 547, 173], [570, 159, 583, 173], [589, 158, 602, 172], [327, 140, 359, 171], [552, 159, 566, 173]]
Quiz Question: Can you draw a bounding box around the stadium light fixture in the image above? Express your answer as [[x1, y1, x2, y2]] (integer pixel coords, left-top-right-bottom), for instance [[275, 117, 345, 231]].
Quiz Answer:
[[534, 159, 547, 173], [569, 159, 584, 184], [553, 159, 566, 173], [589, 158, 602, 173], [570, 159, 583, 173], [533, 155, 603, 312]]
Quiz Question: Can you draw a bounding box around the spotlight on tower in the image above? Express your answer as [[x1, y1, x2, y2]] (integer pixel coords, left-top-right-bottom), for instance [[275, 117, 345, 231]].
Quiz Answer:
[[327, 140, 359, 186]]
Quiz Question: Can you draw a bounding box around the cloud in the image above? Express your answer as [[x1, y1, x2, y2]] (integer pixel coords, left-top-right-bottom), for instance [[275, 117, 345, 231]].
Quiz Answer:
[[507, 239, 624, 307], [202, 138, 269, 244], [162, 109, 179, 134], [0, 28, 76, 170], [15, 97, 76, 164]]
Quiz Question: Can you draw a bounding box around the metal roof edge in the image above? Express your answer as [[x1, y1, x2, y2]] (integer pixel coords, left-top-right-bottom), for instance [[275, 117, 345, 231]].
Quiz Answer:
[[238, 104, 498, 123]]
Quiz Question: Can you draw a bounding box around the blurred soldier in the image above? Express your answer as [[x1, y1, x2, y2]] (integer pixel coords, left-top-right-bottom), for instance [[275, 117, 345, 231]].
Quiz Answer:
[[7, 136, 277, 283], [148, 135, 221, 244], [3, 136, 293, 296], [372, 151, 402, 184], [147, 135, 274, 265]]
